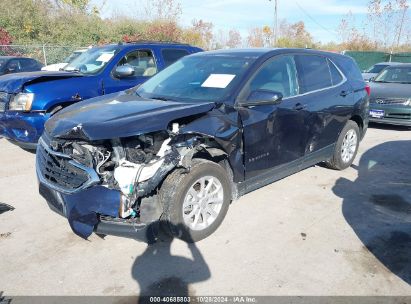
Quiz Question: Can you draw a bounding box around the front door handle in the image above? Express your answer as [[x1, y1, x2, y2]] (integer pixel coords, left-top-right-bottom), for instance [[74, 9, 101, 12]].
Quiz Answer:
[[293, 103, 306, 111]]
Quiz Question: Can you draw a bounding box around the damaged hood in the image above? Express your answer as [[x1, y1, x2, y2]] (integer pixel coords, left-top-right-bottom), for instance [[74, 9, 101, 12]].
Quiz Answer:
[[0, 71, 83, 93], [46, 92, 216, 140]]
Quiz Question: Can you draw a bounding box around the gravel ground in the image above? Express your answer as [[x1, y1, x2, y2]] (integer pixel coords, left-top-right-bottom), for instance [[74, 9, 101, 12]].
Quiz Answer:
[[0, 124, 410, 297]]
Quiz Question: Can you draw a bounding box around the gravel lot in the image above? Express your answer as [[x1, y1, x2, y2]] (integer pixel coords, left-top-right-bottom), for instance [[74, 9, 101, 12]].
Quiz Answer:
[[0, 124, 410, 297]]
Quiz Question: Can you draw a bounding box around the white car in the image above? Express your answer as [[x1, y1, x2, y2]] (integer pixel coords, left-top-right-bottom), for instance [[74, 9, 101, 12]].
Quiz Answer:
[[41, 49, 88, 71]]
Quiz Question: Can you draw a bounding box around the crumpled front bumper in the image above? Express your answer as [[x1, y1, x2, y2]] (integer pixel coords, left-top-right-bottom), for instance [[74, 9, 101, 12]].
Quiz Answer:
[[37, 180, 157, 242], [36, 147, 156, 242], [0, 111, 49, 147]]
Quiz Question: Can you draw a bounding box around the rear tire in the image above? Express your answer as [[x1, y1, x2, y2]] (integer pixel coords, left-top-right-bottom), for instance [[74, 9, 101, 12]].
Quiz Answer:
[[326, 120, 360, 170], [160, 159, 231, 242]]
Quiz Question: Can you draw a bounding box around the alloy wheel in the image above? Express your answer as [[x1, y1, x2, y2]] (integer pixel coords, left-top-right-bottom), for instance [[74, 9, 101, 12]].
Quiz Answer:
[[341, 129, 357, 163], [182, 176, 224, 231]]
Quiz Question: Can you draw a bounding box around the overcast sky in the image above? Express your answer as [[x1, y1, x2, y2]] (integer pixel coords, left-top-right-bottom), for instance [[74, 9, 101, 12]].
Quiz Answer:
[[91, 0, 370, 43]]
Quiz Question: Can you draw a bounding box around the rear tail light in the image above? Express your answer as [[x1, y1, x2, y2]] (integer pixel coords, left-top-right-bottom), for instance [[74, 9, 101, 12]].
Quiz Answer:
[[365, 85, 371, 96]]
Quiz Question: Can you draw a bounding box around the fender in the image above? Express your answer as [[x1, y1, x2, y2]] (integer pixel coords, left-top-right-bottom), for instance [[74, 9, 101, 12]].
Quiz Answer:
[[178, 106, 245, 183]]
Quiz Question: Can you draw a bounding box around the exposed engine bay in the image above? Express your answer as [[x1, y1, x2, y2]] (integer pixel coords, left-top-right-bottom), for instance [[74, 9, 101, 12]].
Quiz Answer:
[[52, 122, 212, 223]]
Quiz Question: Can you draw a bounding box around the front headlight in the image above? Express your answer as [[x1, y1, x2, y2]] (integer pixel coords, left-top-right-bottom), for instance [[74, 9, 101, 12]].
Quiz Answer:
[[9, 93, 34, 111]]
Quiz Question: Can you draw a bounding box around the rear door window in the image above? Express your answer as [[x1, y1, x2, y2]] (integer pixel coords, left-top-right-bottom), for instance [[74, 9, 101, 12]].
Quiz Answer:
[[161, 49, 190, 67], [20, 59, 40, 71], [295, 55, 332, 93]]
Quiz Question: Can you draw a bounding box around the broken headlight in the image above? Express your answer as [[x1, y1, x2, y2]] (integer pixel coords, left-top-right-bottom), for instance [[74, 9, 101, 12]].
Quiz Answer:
[[9, 93, 34, 111], [123, 132, 169, 164]]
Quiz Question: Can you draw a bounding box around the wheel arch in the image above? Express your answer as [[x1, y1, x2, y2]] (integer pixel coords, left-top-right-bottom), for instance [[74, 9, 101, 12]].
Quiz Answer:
[[46, 101, 76, 115], [350, 115, 364, 134], [173, 132, 237, 200]]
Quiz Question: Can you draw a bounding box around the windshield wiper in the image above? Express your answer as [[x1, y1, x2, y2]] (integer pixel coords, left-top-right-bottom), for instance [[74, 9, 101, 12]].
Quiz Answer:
[[63, 68, 81, 73], [150, 96, 176, 102]]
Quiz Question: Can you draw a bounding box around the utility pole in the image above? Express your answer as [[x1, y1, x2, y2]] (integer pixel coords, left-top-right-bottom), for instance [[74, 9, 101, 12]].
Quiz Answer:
[[269, 0, 278, 47]]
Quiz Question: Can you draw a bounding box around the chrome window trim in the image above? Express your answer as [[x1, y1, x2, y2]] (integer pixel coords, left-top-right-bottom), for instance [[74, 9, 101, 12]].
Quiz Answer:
[[236, 54, 348, 105], [281, 56, 347, 102], [36, 137, 100, 195]]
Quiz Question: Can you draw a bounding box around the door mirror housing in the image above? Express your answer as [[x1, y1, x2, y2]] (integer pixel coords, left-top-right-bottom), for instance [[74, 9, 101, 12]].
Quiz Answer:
[[368, 77, 375, 82], [115, 65, 135, 78], [240, 90, 283, 106]]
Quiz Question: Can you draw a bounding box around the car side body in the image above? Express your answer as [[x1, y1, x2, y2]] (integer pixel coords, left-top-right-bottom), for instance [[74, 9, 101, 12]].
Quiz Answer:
[[0, 42, 202, 150], [0, 56, 43, 76], [36, 48, 369, 242]]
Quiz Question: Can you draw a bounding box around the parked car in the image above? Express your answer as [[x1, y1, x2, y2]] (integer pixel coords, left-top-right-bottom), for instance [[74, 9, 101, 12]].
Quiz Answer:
[[36, 48, 369, 243], [368, 63, 411, 126], [41, 48, 88, 71], [0, 56, 43, 76], [362, 62, 401, 81], [0, 41, 202, 150]]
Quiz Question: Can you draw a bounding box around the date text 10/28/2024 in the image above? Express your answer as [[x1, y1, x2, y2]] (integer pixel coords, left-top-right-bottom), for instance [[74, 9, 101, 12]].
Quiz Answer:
[[148, 296, 257, 303]]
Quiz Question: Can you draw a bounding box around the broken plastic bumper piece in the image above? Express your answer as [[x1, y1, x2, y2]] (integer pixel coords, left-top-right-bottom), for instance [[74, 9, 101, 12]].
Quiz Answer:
[[36, 137, 155, 241], [38, 181, 156, 242]]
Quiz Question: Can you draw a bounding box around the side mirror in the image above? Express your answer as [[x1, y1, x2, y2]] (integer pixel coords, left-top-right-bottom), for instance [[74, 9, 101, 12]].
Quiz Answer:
[[240, 90, 283, 106], [369, 77, 375, 82], [115, 65, 135, 78]]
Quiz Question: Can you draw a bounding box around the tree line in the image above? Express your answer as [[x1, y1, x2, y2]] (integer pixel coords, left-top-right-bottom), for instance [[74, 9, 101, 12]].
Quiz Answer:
[[0, 0, 410, 52], [337, 0, 411, 51]]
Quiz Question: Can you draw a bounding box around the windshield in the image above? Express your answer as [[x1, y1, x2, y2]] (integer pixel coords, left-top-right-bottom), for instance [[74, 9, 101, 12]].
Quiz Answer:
[[63, 51, 85, 64], [137, 55, 255, 102], [64, 45, 120, 74], [374, 66, 411, 83], [366, 64, 388, 74]]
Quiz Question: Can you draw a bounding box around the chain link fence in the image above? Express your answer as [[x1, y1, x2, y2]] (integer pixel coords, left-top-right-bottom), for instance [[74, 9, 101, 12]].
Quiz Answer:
[[343, 50, 411, 71], [0, 44, 86, 66]]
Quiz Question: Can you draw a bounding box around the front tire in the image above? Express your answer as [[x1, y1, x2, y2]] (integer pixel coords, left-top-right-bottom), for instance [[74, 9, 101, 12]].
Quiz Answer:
[[160, 159, 231, 242], [326, 120, 360, 170]]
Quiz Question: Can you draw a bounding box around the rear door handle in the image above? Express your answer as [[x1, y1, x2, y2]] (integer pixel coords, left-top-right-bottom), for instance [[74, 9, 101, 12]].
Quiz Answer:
[[340, 90, 352, 97], [293, 103, 306, 111]]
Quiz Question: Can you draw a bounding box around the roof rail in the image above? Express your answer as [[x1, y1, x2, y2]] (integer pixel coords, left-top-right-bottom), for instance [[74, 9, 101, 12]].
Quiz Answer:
[[119, 40, 190, 46]]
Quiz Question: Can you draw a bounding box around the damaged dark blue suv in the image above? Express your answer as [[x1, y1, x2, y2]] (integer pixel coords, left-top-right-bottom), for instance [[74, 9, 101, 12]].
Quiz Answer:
[[36, 49, 369, 242]]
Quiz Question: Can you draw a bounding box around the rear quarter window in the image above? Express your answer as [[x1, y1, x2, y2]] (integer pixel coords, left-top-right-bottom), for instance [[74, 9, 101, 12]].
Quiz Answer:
[[162, 49, 190, 67], [334, 56, 363, 81], [328, 59, 344, 85]]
